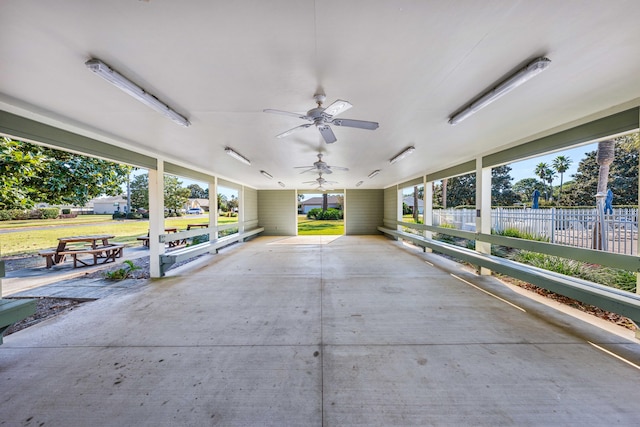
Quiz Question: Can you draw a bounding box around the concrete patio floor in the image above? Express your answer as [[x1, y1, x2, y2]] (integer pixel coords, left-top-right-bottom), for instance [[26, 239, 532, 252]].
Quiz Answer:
[[1, 235, 640, 426]]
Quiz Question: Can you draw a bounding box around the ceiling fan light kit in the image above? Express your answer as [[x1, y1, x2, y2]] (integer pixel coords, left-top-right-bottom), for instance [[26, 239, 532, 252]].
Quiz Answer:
[[85, 58, 190, 127], [225, 147, 251, 165], [389, 146, 415, 164], [449, 57, 551, 125], [264, 93, 379, 144]]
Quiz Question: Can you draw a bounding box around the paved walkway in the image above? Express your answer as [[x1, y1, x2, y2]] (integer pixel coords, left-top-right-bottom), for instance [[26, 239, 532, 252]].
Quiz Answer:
[[1, 246, 150, 298], [1, 235, 640, 425]]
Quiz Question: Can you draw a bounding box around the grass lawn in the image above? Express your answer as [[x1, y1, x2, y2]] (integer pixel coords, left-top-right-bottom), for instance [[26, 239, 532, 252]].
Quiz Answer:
[[0, 214, 240, 256], [297, 215, 344, 235]]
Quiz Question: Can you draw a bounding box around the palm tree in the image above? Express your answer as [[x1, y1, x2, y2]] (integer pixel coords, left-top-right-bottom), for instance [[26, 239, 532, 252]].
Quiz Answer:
[[552, 155, 572, 204], [593, 140, 615, 249], [534, 162, 555, 201]]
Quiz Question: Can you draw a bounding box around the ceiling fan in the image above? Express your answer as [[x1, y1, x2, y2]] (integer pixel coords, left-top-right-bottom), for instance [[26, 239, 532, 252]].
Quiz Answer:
[[264, 93, 379, 144], [303, 173, 338, 190], [294, 153, 348, 175]]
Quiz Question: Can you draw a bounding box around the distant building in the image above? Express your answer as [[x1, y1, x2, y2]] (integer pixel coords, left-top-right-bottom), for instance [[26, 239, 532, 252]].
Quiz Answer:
[[403, 196, 424, 214], [188, 198, 210, 212], [92, 195, 129, 214], [299, 196, 341, 214]]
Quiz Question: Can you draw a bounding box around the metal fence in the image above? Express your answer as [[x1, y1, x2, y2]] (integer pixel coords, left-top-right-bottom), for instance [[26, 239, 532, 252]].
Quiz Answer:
[[432, 208, 639, 255]]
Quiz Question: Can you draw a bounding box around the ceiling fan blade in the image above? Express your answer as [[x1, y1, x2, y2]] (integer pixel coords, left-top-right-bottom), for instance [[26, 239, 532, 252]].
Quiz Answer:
[[318, 125, 337, 144], [328, 166, 349, 172], [276, 123, 313, 138], [296, 167, 316, 174], [263, 109, 312, 121], [321, 99, 352, 118], [330, 118, 379, 130]]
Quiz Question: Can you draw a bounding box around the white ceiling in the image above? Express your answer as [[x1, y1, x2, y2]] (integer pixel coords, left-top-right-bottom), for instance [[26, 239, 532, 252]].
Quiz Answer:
[[1, 0, 640, 190]]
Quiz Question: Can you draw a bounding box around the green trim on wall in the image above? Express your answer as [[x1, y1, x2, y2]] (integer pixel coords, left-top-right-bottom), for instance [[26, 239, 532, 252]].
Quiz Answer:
[[427, 160, 476, 182], [0, 110, 157, 169], [165, 162, 214, 183], [398, 176, 424, 188], [483, 107, 640, 168]]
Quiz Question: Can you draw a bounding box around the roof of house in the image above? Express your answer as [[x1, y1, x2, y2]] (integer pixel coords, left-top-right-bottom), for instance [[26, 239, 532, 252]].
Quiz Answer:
[[300, 196, 340, 206]]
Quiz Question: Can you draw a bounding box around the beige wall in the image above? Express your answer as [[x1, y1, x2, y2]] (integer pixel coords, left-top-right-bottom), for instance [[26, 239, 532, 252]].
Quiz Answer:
[[345, 189, 384, 235], [257, 190, 297, 235]]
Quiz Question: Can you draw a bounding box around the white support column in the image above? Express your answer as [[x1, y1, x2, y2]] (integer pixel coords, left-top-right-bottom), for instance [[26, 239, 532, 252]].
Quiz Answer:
[[475, 158, 492, 275], [149, 160, 165, 278], [424, 176, 434, 252], [396, 186, 403, 230], [342, 189, 347, 235], [238, 185, 245, 234], [209, 177, 218, 241]]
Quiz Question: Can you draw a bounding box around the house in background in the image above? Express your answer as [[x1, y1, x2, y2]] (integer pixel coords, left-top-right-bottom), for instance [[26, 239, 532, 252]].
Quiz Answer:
[[299, 196, 341, 214], [403, 196, 424, 214], [188, 198, 210, 212], [92, 195, 129, 214]]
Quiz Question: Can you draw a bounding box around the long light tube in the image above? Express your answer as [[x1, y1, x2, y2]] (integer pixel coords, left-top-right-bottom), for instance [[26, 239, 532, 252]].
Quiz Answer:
[[449, 57, 551, 125], [85, 58, 190, 127], [225, 147, 251, 165], [389, 146, 415, 164], [368, 170, 380, 178], [278, 181, 286, 187], [260, 170, 273, 179]]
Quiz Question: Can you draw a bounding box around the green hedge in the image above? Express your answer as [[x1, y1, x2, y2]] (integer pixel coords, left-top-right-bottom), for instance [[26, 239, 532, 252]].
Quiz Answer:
[[0, 208, 59, 221], [307, 208, 343, 220]]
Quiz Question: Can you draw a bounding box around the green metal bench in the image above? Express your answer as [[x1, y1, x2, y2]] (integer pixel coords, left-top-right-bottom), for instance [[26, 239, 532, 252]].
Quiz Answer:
[[0, 298, 37, 344], [159, 227, 264, 276], [378, 226, 640, 337]]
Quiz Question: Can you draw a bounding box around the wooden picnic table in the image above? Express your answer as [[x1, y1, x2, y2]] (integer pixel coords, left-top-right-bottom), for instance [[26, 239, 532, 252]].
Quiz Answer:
[[55, 235, 115, 262], [187, 223, 210, 230], [38, 234, 120, 268]]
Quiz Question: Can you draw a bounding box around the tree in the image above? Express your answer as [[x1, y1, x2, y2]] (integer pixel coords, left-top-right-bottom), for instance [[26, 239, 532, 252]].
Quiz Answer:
[[127, 173, 191, 212], [570, 139, 637, 206], [217, 193, 228, 212], [187, 183, 207, 199], [446, 173, 475, 207], [164, 175, 190, 213], [534, 162, 555, 201], [441, 178, 448, 209], [227, 195, 238, 214], [513, 178, 545, 203], [0, 137, 131, 209], [491, 165, 519, 206], [0, 137, 46, 209], [129, 174, 149, 210], [552, 155, 572, 204]]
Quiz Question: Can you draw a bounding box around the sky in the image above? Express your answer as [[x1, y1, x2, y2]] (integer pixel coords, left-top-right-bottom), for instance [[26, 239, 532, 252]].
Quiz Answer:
[[506, 142, 598, 184]]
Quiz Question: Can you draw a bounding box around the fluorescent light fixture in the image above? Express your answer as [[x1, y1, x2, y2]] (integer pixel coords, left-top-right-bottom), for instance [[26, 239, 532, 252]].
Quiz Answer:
[[260, 170, 273, 179], [368, 170, 381, 179], [356, 180, 364, 187], [278, 181, 285, 187], [85, 58, 190, 127], [448, 57, 551, 125], [225, 147, 251, 165], [389, 146, 415, 164]]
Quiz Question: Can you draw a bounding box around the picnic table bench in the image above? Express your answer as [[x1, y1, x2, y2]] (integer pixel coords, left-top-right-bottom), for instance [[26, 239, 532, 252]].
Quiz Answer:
[[137, 228, 184, 248], [0, 298, 36, 344], [38, 234, 123, 269]]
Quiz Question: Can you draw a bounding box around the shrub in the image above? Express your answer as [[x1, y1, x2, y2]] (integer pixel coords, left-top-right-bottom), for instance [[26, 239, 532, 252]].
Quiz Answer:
[[126, 212, 143, 219], [307, 208, 343, 220], [0, 210, 12, 221], [29, 210, 43, 219], [307, 208, 322, 219], [41, 208, 60, 219], [61, 208, 71, 214], [105, 260, 141, 280], [112, 212, 127, 219], [8, 209, 28, 220]]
